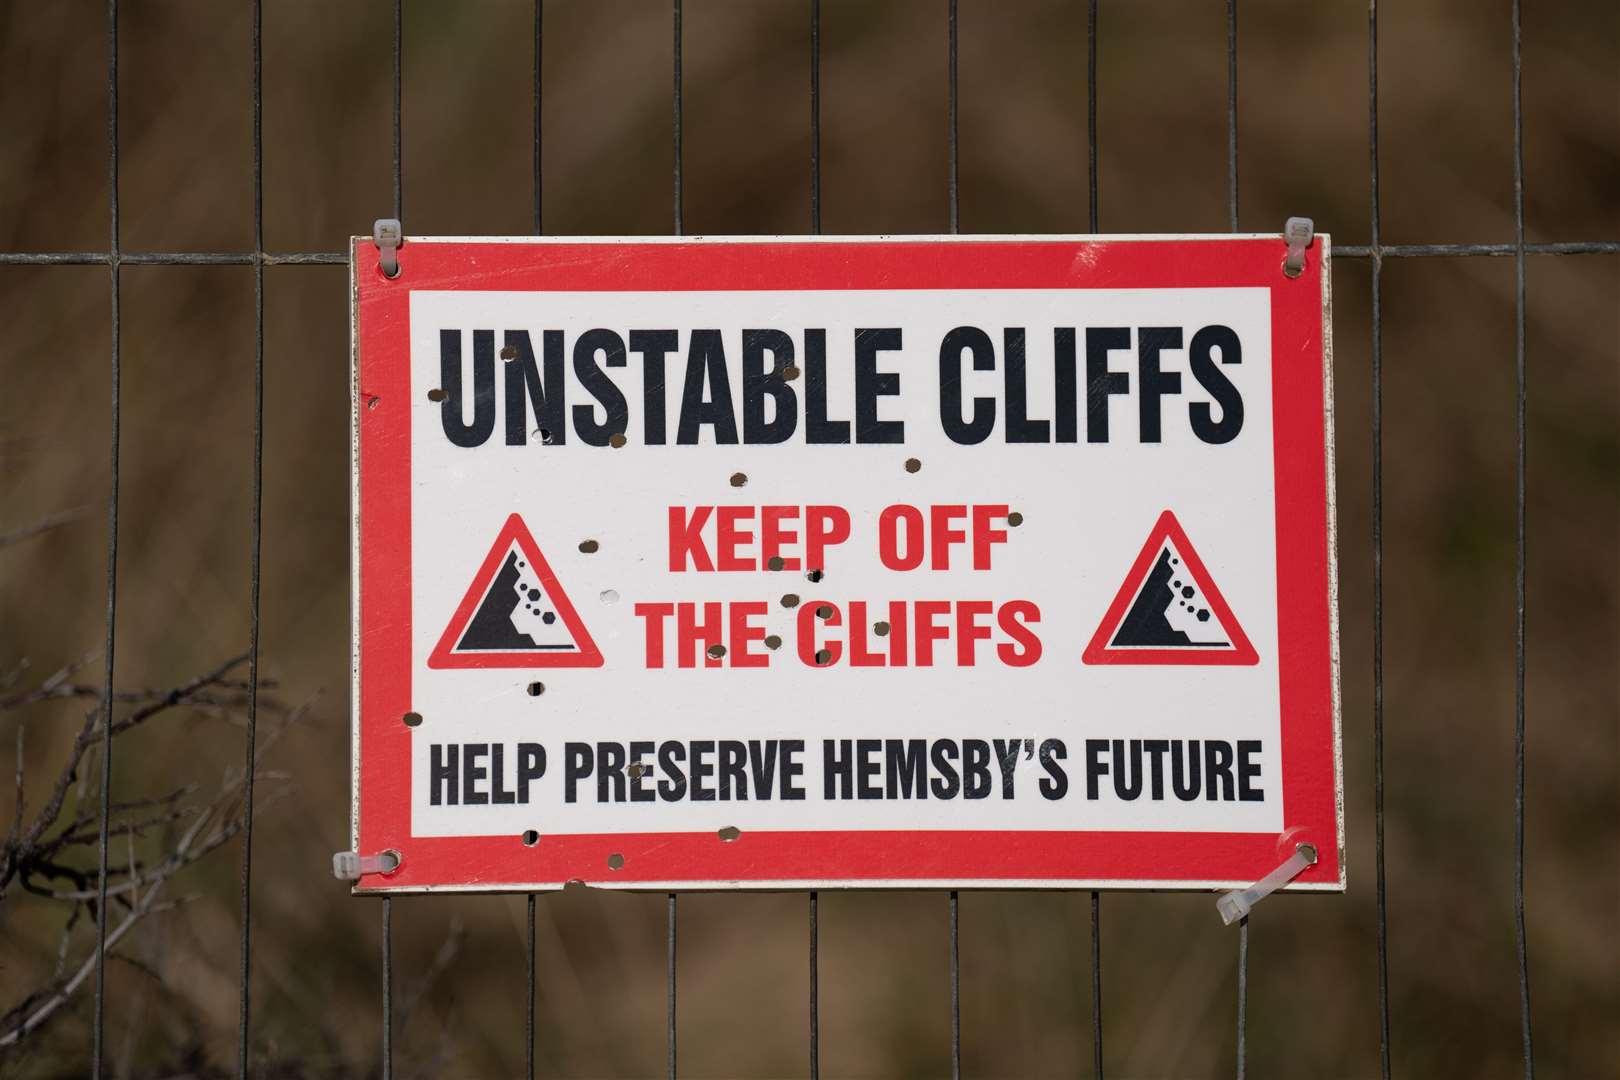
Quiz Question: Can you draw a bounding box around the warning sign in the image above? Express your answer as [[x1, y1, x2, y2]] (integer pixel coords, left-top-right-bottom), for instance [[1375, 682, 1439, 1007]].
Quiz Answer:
[[351, 235, 1342, 893], [1083, 509, 1258, 666], [428, 514, 603, 669]]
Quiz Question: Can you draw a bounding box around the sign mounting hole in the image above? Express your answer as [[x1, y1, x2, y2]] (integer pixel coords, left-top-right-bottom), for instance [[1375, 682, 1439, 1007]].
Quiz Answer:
[[402, 711, 423, 728], [522, 830, 540, 846], [607, 853, 625, 871]]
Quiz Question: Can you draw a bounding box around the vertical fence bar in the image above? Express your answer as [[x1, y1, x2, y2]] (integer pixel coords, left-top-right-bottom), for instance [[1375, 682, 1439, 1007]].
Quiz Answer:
[[947, 3, 961, 1075], [1367, 3, 1391, 1078], [90, 0, 121, 1073], [382, 3, 402, 1077], [393, 0, 403, 223], [1086, 5, 1104, 1078], [526, 894, 537, 1080], [1235, 918, 1249, 1080], [667, 6, 682, 1071], [1089, 894, 1103, 1079], [534, 0, 544, 237], [667, 892, 678, 1080], [235, 0, 266, 1073], [949, 891, 961, 1080], [1225, 0, 1238, 231], [1508, 2, 1534, 1076], [809, 892, 819, 1079], [809, 0, 821, 237], [808, 3, 822, 1076], [526, 5, 543, 1077], [382, 896, 393, 1080], [1225, 5, 1246, 1076], [947, 0, 959, 235], [1086, 0, 1098, 232], [672, 0, 683, 238]]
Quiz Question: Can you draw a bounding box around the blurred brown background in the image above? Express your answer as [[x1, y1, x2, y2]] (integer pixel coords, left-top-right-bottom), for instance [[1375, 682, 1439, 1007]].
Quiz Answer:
[[1, 1, 1616, 1077]]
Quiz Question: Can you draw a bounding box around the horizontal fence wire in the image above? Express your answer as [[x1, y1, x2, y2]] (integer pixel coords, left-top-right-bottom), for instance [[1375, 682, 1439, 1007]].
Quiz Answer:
[[33, 0, 1618, 1075], [2, 242, 1616, 267], [0, 252, 347, 264]]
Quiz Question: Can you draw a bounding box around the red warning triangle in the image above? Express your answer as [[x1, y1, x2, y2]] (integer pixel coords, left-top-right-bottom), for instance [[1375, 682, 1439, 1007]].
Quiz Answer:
[[428, 513, 604, 669], [1083, 510, 1258, 666]]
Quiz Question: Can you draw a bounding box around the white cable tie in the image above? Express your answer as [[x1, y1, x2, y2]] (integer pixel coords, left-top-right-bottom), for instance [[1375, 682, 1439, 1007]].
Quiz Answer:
[[332, 849, 401, 881], [1217, 842, 1318, 925], [373, 218, 403, 278], [1282, 216, 1315, 278]]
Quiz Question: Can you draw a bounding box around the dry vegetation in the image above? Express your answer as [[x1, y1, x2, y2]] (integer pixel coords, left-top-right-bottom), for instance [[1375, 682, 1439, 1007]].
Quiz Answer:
[[0, 1, 1615, 1077]]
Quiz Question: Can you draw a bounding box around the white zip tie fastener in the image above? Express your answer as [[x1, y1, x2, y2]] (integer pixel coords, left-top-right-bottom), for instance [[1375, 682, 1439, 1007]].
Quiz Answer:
[[373, 218, 403, 278], [332, 849, 402, 881], [1282, 215, 1315, 278], [1217, 842, 1318, 925]]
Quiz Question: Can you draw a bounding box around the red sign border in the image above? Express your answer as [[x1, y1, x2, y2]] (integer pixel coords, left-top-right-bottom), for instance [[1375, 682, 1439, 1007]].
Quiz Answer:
[[1081, 508, 1261, 666], [351, 235, 1341, 893]]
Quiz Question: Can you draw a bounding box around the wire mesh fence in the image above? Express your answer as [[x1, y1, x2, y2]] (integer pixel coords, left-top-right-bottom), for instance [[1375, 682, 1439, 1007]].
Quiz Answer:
[[1, 0, 1616, 1076]]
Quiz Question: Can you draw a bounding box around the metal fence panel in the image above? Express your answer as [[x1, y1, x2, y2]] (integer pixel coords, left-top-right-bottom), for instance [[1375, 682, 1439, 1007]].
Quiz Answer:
[[3, 0, 1616, 1075]]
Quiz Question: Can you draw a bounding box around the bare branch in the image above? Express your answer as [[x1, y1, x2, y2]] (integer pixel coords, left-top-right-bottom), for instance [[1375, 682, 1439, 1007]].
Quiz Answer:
[[46, 806, 200, 855], [0, 894, 194, 1047], [0, 653, 251, 898], [6, 722, 23, 853], [397, 916, 468, 1031], [0, 505, 92, 552], [0, 653, 312, 1055]]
